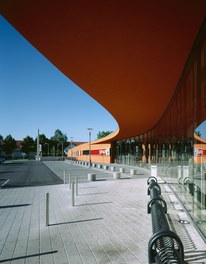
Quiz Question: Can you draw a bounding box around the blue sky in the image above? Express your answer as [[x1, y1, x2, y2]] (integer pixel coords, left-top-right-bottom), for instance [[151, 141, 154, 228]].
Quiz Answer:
[[0, 16, 118, 142], [195, 121, 206, 140]]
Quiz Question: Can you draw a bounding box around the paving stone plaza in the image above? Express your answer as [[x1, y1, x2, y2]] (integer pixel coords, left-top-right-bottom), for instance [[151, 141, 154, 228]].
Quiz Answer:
[[0, 161, 205, 263]]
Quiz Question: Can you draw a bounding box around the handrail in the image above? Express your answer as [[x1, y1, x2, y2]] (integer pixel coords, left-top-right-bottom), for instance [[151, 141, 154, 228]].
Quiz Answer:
[[147, 176, 185, 263]]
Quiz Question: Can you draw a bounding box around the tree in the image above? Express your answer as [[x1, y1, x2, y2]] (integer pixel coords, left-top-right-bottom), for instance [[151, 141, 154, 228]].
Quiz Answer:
[[33, 134, 50, 156], [50, 129, 68, 156], [39, 134, 49, 145], [0, 135, 3, 157], [38, 134, 50, 156], [195, 131, 201, 137], [50, 129, 67, 142], [21, 136, 35, 157], [2, 135, 16, 157], [97, 131, 113, 139]]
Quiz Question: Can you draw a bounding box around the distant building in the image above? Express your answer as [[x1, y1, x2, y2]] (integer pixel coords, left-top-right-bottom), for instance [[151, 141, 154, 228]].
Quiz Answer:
[[2, 0, 206, 242]]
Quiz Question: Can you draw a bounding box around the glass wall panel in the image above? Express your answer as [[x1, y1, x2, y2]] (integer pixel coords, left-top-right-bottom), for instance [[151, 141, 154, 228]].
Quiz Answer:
[[114, 19, 206, 239]]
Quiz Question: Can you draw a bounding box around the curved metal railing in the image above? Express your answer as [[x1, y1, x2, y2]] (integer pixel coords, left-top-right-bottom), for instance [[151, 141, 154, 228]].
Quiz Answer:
[[147, 177, 185, 263]]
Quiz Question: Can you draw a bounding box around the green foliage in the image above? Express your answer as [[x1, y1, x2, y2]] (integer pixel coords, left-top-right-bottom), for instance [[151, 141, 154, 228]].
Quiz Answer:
[[39, 134, 49, 144], [37, 134, 50, 156], [50, 129, 67, 143], [50, 129, 68, 156], [1, 129, 68, 157], [21, 136, 35, 156], [0, 135, 3, 156], [2, 135, 16, 156], [97, 130, 113, 139], [195, 130, 201, 137], [34, 134, 49, 147]]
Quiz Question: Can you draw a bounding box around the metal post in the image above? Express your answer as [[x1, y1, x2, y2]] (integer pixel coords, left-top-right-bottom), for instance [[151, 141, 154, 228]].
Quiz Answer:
[[75, 176, 78, 196], [72, 182, 75, 206], [46, 193, 49, 226], [64, 171, 66, 184], [69, 173, 71, 189]]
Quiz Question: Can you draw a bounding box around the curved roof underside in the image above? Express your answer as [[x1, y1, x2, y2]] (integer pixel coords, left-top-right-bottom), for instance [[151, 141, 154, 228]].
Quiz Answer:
[[1, 1, 206, 141]]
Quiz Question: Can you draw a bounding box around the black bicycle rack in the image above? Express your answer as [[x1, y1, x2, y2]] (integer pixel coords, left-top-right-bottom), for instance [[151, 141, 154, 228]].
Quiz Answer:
[[147, 176, 185, 263], [183, 177, 195, 196]]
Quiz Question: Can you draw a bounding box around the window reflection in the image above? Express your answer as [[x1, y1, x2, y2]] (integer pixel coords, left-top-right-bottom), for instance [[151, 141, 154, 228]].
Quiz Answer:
[[114, 19, 206, 238]]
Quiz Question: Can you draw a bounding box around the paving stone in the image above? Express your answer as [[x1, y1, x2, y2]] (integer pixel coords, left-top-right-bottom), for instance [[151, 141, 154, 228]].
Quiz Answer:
[[0, 161, 205, 263]]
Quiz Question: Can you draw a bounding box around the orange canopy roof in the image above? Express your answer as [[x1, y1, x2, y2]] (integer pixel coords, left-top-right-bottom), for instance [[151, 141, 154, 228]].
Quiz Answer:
[[1, 1, 206, 140]]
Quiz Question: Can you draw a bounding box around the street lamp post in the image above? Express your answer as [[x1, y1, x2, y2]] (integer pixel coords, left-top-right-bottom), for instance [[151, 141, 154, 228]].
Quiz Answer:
[[87, 128, 93, 167]]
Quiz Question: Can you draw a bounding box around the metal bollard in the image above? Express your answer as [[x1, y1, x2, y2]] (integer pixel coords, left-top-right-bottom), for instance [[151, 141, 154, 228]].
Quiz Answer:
[[64, 171, 66, 184], [69, 173, 71, 189], [75, 176, 78, 196], [72, 182, 75, 206], [46, 193, 49, 226]]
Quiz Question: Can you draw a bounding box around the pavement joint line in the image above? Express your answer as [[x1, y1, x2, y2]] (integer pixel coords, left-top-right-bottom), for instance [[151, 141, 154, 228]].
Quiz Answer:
[[0, 179, 10, 188], [0, 160, 205, 263]]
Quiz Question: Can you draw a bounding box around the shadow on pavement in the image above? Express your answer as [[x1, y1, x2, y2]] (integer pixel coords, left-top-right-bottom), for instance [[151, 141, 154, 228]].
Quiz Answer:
[[0, 250, 58, 263], [0, 204, 31, 209], [49, 217, 103, 226]]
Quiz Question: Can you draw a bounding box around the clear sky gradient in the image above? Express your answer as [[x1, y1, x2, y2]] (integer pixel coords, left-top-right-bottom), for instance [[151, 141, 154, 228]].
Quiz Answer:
[[0, 16, 118, 142]]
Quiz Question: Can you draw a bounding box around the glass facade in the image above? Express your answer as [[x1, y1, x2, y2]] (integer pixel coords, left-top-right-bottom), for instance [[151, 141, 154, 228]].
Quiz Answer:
[[114, 19, 206, 239]]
